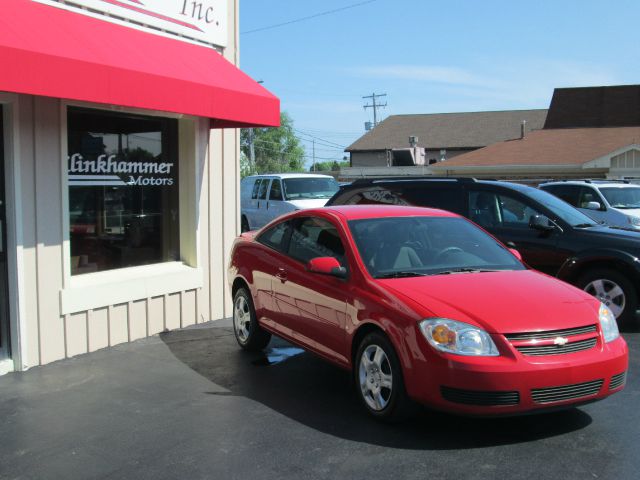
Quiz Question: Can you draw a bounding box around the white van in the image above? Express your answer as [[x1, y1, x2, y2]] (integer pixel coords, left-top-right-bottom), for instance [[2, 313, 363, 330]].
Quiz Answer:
[[240, 173, 339, 231]]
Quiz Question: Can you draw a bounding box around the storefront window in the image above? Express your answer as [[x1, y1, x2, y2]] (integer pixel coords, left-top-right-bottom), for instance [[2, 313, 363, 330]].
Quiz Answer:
[[67, 107, 180, 275]]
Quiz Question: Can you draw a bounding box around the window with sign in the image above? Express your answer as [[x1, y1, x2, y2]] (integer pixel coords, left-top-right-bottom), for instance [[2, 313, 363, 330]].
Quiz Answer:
[[67, 107, 180, 275]]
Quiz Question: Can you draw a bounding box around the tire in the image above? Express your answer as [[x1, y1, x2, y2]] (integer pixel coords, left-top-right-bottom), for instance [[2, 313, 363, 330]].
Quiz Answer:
[[354, 332, 414, 422], [241, 216, 250, 233], [233, 287, 271, 351], [577, 268, 638, 326]]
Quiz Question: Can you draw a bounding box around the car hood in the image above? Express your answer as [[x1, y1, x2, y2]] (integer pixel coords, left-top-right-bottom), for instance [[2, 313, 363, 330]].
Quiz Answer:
[[574, 224, 640, 247], [378, 270, 599, 334], [287, 198, 331, 209]]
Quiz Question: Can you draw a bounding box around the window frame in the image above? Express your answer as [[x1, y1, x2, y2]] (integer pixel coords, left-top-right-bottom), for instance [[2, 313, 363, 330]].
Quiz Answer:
[[59, 101, 204, 314]]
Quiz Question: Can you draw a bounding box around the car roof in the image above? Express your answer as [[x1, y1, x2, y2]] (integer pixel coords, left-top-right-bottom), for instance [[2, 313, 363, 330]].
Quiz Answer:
[[540, 180, 638, 188], [244, 173, 335, 180], [339, 176, 537, 195], [318, 205, 459, 221]]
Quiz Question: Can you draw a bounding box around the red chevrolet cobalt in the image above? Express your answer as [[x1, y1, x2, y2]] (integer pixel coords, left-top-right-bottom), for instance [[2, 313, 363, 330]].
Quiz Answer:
[[228, 206, 628, 420]]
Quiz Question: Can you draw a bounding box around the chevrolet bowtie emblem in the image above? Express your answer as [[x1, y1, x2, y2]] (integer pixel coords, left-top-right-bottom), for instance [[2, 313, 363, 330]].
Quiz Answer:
[[554, 337, 569, 346]]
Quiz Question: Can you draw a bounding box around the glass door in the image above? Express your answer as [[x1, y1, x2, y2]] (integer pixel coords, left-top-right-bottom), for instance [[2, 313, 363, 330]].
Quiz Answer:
[[0, 106, 10, 359]]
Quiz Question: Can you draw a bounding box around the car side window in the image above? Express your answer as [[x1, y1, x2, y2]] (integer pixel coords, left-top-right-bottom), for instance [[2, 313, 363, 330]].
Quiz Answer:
[[341, 188, 410, 206], [257, 220, 292, 252], [469, 191, 542, 229], [578, 187, 605, 210], [251, 179, 262, 200], [544, 185, 581, 207], [288, 217, 346, 266], [258, 179, 270, 200], [269, 179, 283, 201]]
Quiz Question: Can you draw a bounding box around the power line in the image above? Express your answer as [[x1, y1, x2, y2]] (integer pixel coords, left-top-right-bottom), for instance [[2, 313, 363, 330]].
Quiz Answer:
[[241, 0, 378, 35]]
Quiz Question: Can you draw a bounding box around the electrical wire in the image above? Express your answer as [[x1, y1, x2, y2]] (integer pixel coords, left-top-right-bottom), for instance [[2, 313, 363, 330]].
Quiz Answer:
[[241, 0, 378, 35]]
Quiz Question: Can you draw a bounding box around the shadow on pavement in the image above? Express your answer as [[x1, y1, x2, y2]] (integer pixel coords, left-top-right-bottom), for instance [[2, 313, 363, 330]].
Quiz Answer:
[[160, 326, 593, 451]]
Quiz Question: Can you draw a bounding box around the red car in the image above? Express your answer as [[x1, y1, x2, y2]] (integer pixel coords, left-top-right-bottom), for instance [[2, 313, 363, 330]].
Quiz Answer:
[[228, 205, 628, 420]]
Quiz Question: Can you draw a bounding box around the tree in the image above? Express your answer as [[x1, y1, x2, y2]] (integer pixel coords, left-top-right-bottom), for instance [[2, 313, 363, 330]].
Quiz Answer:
[[240, 112, 305, 177]]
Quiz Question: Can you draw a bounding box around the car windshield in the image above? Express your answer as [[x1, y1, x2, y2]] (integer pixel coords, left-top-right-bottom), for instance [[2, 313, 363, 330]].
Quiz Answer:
[[348, 216, 526, 279], [283, 178, 339, 200], [599, 187, 640, 209], [527, 188, 599, 227]]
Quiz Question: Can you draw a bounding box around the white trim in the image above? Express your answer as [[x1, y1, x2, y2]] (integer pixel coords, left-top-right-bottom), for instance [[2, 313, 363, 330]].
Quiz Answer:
[[0, 92, 26, 371], [60, 262, 203, 314]]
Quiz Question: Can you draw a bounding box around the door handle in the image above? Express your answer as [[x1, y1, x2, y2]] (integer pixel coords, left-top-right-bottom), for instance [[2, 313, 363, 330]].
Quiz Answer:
[[266, 201, 270, 210], [275, 268, 287, 283]]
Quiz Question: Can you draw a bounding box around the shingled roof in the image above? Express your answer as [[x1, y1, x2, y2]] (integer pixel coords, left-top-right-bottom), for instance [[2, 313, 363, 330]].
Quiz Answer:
[[346, 109, 548, 152], [429, 126, 640, 168]]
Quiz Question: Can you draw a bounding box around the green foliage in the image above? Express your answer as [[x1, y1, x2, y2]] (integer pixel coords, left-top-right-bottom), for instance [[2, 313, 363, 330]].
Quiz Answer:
[[241, 112, 305, 177], [309, 160, 350, 172]]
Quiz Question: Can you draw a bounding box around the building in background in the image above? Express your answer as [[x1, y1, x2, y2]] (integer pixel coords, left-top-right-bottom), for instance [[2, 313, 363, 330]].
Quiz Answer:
[[0, 0, 279, 373], [345, 109, 548, 169], [431, 85, 640, 180]]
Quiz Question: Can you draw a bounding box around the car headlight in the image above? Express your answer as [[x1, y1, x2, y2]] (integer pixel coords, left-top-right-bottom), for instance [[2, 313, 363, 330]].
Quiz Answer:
[[419, 318, 499, 356], [627, 216, 640, 227], [599, 303, 620, 343]]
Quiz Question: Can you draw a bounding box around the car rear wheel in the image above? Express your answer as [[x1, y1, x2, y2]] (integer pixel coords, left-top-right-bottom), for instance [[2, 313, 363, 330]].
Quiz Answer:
[[354, 332, 413, 422], [578, 268, 638, 325], [233, 287, 271, 351]]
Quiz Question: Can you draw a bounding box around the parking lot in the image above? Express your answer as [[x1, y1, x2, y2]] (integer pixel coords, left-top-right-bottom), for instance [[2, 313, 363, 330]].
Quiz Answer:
[[0, 320, 638, 480]]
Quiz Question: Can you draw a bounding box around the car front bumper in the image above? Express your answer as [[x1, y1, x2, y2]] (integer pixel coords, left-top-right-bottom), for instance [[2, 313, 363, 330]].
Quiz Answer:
[[407, 336, 628, 416]]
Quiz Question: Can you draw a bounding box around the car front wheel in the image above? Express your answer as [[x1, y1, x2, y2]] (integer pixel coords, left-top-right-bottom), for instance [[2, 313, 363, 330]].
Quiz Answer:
[[354, 332, 413, 421], [577, 268, 638, 326], [233, 287, 271, 351]]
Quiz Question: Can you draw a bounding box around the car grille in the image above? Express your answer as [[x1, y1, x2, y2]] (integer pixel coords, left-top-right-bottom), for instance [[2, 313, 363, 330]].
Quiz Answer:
[[514, 338, 597, 356], [504, 325, 597, 341], [441, 386, 520, 406], [610, 372, 627, 390], [531, 379, 604, 404], [504, 324, 598, 356]]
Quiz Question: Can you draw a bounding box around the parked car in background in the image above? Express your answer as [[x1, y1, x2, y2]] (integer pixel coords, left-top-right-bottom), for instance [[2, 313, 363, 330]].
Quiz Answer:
[[240, 173, 339, 232], [327, 177, 640, 325], [539, 180, 640, 230], [228, 206, 628, 420]]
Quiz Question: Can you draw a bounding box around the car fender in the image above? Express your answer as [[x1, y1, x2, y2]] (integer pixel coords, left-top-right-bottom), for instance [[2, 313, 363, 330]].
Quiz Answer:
[[557, 248, 640, 282]]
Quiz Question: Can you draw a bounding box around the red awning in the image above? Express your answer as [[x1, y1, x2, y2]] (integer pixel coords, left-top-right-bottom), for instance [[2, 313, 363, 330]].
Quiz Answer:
[[0, 0, 280, 128]]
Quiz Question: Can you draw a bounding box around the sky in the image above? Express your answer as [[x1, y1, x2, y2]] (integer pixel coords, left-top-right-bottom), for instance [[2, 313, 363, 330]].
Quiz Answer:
[[239, 0, 640, 167]]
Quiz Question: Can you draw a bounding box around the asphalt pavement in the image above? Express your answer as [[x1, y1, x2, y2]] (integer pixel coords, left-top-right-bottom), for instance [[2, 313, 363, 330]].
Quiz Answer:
[[0, 320, 638, 480]]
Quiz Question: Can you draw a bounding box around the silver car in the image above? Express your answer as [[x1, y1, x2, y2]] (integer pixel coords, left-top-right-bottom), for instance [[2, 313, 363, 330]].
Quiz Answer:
[[540, 180, 640, 230]]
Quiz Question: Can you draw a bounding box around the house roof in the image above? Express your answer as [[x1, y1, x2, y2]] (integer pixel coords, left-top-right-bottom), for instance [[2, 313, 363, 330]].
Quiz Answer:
[[544, 85, 640, 129], [430, 126, 640, 168], [346, 109, 548, 152]]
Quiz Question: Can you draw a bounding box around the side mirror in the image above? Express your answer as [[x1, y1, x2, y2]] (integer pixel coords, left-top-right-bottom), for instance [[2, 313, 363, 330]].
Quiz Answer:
[[508, 248, 523, 262], [529, 214, 556, 232], [307, 257, 347, 279], [585, 201, 602, 211]]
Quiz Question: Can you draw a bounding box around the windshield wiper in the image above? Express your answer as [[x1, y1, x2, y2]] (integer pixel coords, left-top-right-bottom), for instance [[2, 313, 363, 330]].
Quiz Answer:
[[573, 223, 598, 228], [376, 271, 429, 279], [436, 268, 500, 275]]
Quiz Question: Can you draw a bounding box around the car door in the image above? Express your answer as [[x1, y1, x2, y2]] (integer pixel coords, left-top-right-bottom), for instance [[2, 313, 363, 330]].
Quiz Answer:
[[245, 178, 262, 230], [576, 186, 609, 224], [467, 189, 565, 275], [266, 178, 289, 222], [272, 215, 350, 365], [255, 178, 272, 228]]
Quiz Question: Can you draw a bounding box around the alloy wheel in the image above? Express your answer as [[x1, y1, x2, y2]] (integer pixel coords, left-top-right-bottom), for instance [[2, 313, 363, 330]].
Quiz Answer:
[[584, 278, 626, 318], [358, 345, 393, 411], [234, 295, 251, 343]]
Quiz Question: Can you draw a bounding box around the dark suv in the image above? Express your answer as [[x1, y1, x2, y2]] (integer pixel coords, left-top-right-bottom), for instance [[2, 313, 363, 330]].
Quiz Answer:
[[327, 177, 640, 325]]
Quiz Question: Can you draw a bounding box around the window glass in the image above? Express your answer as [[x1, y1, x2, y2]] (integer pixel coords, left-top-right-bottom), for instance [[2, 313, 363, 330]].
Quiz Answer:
[[543, 185, 580, 207], [283, 177, 339, 200], [251, 179, 262, 200], [348, 216, 524, 278], [288, 217, 345, 266], [468, 191, 542, 229], [258, 179, 270, 200], [525, 188, 598, 227], [338, 184, 464, 213], [578, 187, 604, 209], [257, 220, 291, 252], [599, 187, 640, 209], [269, 179, 283, 201], [68, 107, 179, 275]]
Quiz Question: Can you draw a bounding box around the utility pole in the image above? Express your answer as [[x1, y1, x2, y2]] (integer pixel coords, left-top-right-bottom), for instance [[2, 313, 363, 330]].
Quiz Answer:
[[312, 139, 316, 171], [363, 93, 387, 127], [248, 128, 256, 172]]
